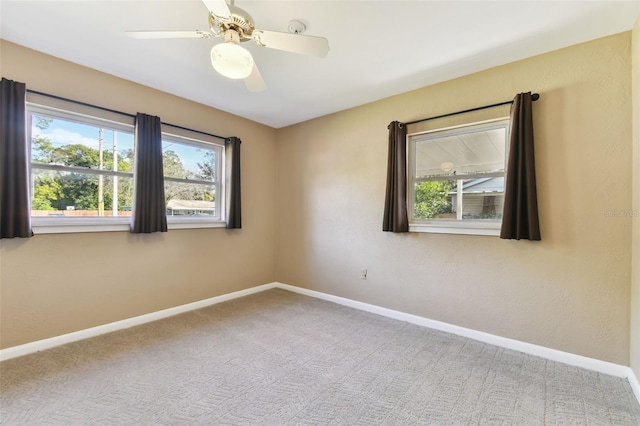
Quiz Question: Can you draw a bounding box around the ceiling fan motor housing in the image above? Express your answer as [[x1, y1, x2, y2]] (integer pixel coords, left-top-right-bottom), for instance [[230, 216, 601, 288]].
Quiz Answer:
[[210, 5, 255, 41]]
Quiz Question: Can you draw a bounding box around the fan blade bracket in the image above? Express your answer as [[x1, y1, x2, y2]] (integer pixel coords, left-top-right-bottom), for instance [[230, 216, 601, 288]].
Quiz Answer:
[[253, 33, 266, 47], [196, 30, 215, 39], [210, 13, 233, 26]]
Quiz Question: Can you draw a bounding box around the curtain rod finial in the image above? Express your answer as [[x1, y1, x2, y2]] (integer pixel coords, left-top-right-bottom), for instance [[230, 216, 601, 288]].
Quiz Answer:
[[532, 93, 540, 101]]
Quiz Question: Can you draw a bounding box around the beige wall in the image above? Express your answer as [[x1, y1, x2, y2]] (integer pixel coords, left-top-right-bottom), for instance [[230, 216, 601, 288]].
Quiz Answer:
[[631, 17, 640, 377], [0, 40, 278, 349], [276, 33, 633, 364], [1, 32, 636, 367]]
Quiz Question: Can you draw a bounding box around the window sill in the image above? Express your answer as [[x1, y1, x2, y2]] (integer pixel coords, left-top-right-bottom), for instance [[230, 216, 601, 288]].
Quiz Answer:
[[31, 217, 226, 234], [409, 221, 501, 236], [167, 218, 226, 230]]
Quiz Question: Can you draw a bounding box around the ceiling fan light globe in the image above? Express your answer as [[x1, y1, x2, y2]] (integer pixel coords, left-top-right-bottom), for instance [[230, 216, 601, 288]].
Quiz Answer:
[[440, 162, 455, 173], [210, 43, 254, 80]]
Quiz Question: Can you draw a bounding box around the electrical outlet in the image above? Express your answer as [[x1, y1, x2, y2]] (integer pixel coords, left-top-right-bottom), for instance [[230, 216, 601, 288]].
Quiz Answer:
[[360, 269, 367, 280]]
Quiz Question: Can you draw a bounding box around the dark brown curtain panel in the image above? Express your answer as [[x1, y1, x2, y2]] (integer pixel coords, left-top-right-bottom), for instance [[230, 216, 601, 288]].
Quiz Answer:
[[131, 113, 167, 234], [225, 137, 242, 229], [0, 78, 32, 239], [500, 92, 541, 241], [383, 121, 408, 232]]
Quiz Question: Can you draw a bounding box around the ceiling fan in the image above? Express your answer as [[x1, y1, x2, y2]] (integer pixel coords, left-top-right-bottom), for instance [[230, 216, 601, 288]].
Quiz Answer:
[[126, 0, 330, 92]]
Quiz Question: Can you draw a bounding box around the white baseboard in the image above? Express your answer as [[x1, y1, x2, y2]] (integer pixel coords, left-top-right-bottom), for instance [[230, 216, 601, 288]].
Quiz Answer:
[[1, 280, 638, 406], [275, 282, 640, 406], [629, 368, 640, 404], [274, 283, 634, 380], [0, 282, 277, 362]]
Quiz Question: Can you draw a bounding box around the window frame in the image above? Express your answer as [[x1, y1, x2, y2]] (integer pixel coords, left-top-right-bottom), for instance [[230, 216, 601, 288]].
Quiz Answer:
[[28, 103, 136, 234], [161, 132, 225, 228], [26, 100, 227, 234], [407, 117, 510, 236]]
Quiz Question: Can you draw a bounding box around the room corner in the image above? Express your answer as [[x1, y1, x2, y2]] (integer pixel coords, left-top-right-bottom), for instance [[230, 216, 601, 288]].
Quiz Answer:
[[631, 14, 640, 382]]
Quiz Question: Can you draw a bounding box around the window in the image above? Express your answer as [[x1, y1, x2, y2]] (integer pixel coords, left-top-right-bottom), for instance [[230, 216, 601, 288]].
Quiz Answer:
[[29, 105, 136, 232], [162, 134, 223, 224], [27, 101, 225, 233], [408, 118, 509, 236]]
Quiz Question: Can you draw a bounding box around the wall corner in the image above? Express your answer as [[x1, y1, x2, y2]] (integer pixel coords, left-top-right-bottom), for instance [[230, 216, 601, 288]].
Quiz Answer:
[[631, 15, 640, 378]]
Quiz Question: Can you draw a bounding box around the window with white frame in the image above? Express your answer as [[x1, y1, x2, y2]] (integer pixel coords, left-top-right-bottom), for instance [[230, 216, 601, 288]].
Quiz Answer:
[[28, 105, 136, 223], [408, 118, 510, 236], [27, 102, 225, 233], [162, 134, 222, 221]]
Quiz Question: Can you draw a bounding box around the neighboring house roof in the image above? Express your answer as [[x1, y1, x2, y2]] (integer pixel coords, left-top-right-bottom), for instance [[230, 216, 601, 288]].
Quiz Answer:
[[450, 177, 505, 194], [166, 200, 215, 211]]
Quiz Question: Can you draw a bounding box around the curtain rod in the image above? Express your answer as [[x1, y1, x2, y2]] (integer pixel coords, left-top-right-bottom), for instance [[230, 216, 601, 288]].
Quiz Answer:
[[402, 93, 540, 127], [26, 89, 229, 141]]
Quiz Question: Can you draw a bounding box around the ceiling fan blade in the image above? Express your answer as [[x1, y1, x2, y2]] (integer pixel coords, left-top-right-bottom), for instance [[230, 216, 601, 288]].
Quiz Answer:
[[202, 0, 231, 19], [126, 30, 212, 39], [252, 30, 329, 58], [244, 63, 267, 92]]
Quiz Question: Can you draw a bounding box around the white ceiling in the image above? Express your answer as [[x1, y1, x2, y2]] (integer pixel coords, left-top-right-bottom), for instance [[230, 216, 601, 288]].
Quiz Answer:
[[1, 0, 639, 128], [415, 127, 506, 178]]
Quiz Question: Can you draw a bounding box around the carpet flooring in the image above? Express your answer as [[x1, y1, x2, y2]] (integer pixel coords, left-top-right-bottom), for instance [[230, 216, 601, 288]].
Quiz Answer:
[[1, 288, 639, 425]]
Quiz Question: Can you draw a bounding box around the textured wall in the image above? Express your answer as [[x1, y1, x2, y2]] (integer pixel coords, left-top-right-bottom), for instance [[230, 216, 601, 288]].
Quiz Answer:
[[0, 41, 278, 349], [1, 33, 636, 367], [276, 33, 633, 364], [631, 17, 640, 377]]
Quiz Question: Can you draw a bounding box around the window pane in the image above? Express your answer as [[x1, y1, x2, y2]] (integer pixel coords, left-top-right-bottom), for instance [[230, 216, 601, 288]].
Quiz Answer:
[[413, 177, 505, 221], [453, 177, 505, 221], [31, 169, 134, 217], [460, 193, 504, 220], [31, 114, 135, 172], [162, 140, 216, 181], [415, 127, 506, 178], [165, 182, 216, 216], [413, 180, 455, 219]]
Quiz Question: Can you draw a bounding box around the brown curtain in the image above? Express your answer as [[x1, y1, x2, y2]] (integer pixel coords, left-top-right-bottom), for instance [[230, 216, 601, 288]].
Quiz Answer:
[[383, 121, 408, 232], [500, 92, 541, 240], [225, 137, 242, 229], [131, 113, 167, 234], [0, 78, 32, 239]]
